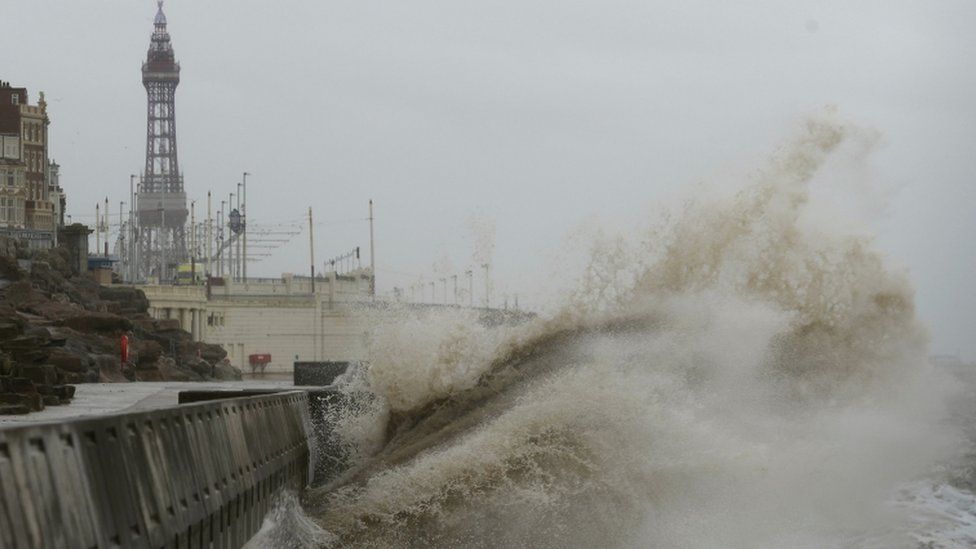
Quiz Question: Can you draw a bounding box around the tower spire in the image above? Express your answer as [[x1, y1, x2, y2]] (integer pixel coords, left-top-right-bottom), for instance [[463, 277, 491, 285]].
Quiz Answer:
[[154, 1, 167, 28], [137, 0, 187, 282]]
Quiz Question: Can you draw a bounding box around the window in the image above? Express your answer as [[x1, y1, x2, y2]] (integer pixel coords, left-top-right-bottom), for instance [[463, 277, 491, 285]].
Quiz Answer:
[[10, 95, 18, 105]]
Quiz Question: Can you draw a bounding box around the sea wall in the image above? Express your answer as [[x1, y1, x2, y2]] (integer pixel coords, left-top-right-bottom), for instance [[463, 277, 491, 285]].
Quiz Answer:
[[0, 390, 313, 548]]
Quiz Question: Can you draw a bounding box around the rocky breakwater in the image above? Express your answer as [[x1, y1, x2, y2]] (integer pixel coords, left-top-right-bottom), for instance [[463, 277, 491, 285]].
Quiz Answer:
[[0, 240, 241, 415]]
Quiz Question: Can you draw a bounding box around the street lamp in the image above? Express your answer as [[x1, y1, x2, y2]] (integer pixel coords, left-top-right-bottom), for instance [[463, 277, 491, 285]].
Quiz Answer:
[[235, 183, 241, 282], [129, 174, 137, 282], [482, 263, 490, 309], [228, 192, 234, 281], [218, 200, 226, 278], [242, 172, 250, 281]]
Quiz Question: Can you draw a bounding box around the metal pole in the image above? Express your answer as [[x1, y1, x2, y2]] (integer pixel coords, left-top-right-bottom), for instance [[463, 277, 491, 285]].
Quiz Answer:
[[206, 191, 212, 280], [483, 262, 490, 309], [190, 200, 196, 284], [218, 202, 224, 278], [119, 201, 124, 265], [308, 207, 315, 293], [368, 199, 375, 300], [242, 172, 249, 282], [235, 185, 241, 282], [95, 203, 100, 257], [160, 208, 167, 283], [104, 197, 109, 258], [129, 175, 136, 282], [466, 270, 473, 307], [228, 192, 235, 281], [135, 179, 142, 282]]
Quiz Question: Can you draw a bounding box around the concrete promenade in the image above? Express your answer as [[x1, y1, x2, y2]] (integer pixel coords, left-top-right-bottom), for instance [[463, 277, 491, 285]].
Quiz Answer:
[[0, 384, 316, 548], [0, 380, 299, 426]]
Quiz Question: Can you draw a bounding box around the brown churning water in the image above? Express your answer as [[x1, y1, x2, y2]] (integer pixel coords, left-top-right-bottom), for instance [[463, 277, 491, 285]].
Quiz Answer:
[[250, 113, 972, 548]]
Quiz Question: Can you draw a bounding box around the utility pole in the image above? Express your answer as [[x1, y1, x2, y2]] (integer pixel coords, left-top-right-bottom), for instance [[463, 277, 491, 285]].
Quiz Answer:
[[368, 199, 375, 300], [466, 270, 473, 307], [119, 201, 124, 263], [242, 172, 250, 282], [217, 201, 225, 278], [129, 175, 137, 282], [308, 207, 315, 293], [482, 263, 490, 309], [235, 183, 241, 282], [308, 207, 319, 360], [206, 191, 212, 280], [95, 202, 100, 257], [228, 192, 235, 281], [190, 200, 196, 284], [104, 197, 109, 257], [159, 208, 167, 283]]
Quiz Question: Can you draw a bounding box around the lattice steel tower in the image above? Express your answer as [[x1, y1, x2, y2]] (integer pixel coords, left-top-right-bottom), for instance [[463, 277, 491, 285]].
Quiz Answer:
[[136, 0, 187, 282]]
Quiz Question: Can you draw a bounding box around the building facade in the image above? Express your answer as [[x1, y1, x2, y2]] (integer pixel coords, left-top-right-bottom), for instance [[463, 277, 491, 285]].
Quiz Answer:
[[137, 271, 376, 373], [0, 81, 61, 249]]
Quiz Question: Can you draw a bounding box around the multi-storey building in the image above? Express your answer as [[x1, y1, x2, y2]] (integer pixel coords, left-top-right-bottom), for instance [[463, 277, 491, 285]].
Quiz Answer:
[[0, 83, 28, 233], [47, 160, 65, 229], [0, 80, 61, 248]]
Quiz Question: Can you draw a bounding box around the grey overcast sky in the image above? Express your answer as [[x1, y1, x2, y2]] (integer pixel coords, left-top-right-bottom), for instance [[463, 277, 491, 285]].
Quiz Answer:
[[1, 1, 974, 358]]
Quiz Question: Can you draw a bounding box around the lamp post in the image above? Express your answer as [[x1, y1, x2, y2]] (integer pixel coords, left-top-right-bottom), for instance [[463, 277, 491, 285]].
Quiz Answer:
[[129, 174, 137, 282], [228, 192, 234, 281], [118, 201, 125, 270], [242, 172, 250, 281], [482, 263, 490, 309], [218, 200, 225, 278], [190, 200, 196, 284], [158, 207, 166, 282], [235, 183, 241, 282], [465, 270, 473, 307]]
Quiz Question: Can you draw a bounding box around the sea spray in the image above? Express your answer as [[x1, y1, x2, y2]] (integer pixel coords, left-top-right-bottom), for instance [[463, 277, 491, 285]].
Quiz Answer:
[[289, 113, 962, 548]]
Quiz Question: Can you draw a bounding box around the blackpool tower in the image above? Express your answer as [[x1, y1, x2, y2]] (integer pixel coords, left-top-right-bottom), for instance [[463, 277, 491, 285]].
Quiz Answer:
[[136, 0, 187, 282]]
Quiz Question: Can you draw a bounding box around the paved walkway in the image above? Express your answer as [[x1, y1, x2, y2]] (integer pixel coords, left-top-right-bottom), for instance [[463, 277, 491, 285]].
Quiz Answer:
[[0, 379, 299, 425]]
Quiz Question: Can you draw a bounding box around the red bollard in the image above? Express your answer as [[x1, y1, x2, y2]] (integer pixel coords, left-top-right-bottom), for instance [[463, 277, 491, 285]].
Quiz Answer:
[[120, 334, 129, 365]]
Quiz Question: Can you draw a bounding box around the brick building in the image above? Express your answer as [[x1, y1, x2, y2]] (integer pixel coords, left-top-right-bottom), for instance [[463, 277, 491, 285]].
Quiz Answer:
[[0, 80, 61, 249]]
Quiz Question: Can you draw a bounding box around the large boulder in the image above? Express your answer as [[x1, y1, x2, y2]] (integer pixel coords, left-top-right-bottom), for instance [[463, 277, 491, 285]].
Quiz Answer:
[[0, 335, 43, 352], [212, 360, 243, 381], [0, 388, 43, 411], [47, 348, 89, 373], [132, 339, 163, 366], [196, 342, 227, 364], [58, 311, 132, 333], [17, 364, 58, 386], [29, 260, 66, 295], [98, 286, 150, 315], [0, 254, 25, 282], [0, 403, 29, 415], [156, 357, 198, 382], [0, 319, 22, 341]]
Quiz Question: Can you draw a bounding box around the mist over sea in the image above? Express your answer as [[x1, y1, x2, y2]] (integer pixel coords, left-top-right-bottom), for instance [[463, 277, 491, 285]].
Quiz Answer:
[[247, 114, 976, 548]]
